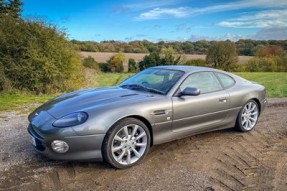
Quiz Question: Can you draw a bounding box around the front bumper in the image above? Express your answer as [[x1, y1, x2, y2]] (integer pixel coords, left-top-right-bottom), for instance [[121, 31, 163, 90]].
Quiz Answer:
[[27, 124, 105, 161]]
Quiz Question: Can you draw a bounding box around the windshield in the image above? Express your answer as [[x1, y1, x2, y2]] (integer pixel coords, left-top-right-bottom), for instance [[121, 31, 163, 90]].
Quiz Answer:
[[119, 68, 184, 95]]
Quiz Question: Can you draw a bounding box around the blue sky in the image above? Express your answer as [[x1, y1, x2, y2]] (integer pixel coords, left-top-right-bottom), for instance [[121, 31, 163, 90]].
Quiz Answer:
[[21, 0, 287, 42]]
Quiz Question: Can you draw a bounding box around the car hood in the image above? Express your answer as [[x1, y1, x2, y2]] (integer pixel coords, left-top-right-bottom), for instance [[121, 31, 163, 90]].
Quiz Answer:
[[30, 86, 156, 119]]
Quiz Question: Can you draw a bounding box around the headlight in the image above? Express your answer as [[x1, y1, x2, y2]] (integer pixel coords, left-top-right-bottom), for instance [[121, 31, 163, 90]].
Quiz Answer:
[[53, 112, 88, 127]]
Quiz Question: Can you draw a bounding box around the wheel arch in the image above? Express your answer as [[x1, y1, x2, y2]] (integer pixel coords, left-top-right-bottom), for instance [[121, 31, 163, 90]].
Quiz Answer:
[[250, 98, 261, 115]]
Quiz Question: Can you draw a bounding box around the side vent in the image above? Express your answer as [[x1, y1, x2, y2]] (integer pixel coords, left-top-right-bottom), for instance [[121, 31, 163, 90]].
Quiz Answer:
[[153, 110, 167, 115]]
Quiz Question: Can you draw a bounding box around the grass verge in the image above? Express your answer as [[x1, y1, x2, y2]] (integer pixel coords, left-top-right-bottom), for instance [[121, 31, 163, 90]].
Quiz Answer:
[[0, 93, 54, 111], [93, 73, 134, 87], [235, 72, 287, 97]]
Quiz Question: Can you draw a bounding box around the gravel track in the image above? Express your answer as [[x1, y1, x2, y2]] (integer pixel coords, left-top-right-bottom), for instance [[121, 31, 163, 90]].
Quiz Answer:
[[0, 98, 286, 191]]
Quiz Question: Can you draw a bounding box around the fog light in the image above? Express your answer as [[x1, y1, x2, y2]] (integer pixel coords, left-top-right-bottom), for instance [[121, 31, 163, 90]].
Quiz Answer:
[[51, 140, 69, 153]]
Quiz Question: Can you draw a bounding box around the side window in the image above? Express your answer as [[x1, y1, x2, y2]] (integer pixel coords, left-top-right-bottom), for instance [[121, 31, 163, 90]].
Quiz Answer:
[[180, 72, 223, 94], [216, 73, 235, 89]]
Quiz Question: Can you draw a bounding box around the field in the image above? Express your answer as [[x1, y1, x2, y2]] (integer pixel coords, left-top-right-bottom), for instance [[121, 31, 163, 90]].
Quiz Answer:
[[80, 51, 253, 70]]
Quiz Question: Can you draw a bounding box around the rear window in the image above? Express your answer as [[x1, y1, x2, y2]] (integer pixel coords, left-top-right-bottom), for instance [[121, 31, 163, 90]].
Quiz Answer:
[[216, 73, 235, 89]]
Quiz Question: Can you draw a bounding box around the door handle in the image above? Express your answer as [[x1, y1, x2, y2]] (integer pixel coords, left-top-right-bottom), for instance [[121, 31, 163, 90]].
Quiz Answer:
[[219, 97, 228, 103]]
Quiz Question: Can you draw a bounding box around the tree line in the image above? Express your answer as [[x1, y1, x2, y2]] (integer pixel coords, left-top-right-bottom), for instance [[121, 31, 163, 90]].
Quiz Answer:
[[72, 39, 287, 56], [83, 41, 287, 73]]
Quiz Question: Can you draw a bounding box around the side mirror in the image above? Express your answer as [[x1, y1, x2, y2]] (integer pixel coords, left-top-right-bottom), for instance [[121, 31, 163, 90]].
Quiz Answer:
[[180, 87, 200, 96]]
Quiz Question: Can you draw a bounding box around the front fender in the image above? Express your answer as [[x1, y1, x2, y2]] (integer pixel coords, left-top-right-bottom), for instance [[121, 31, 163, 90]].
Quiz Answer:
[[72, 97, 172, 136]]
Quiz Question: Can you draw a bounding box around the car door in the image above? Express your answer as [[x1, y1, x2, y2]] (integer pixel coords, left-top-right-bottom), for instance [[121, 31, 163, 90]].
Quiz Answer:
[[172, 71, 229, 135]]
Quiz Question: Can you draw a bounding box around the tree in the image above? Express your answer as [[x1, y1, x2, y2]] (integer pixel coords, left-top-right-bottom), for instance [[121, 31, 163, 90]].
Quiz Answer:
[[206, 41, 238, 71], [7, 0, 22, 18], [160, 47, 181, 65], [128, 58, 137, 73], [0, 0, 5, 14], [107, 52, 125, 73], [138, 48, 182, 71], [138, 51, 160, 71], [0, 0, 23, 18], [255, 46, 283, 57]]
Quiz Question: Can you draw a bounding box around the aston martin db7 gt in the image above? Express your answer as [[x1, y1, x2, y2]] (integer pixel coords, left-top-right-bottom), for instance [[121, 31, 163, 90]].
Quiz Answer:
[[28, 66, 267, 168]]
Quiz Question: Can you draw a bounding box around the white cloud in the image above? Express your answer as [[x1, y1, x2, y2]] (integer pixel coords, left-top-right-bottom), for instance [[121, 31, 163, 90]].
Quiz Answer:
[[136, 7, 190, 21], [122, 0, 185, 11], [187, 0, 287, 15], [135, 0, 287, 21], [218, 9, 287, 28]]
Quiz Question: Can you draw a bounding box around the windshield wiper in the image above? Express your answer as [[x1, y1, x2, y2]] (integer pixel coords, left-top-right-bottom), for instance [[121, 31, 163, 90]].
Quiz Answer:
[[144, 87, 165, 95], [120, 84, 164, 95]]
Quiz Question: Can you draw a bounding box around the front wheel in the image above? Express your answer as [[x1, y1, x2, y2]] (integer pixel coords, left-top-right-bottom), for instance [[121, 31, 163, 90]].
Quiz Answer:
[[236, 100, 259, 132], [102, 118, 151, 169]]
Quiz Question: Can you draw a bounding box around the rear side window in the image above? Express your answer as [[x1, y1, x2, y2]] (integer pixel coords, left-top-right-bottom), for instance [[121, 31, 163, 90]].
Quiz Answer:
[[216, 73, 235, 89]]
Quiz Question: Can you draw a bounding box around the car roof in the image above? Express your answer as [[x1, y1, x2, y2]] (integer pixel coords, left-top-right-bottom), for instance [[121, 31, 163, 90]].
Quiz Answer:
[[151, 65, 217, 73]]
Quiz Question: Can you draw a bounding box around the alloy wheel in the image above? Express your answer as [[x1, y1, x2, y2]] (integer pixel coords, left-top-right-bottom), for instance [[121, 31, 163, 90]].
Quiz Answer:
[[111, 124, 148, 165], [241, 101, 259, 131]]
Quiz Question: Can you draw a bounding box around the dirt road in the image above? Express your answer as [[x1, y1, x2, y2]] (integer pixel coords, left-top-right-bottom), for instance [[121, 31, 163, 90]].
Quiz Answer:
[[0, 99, 286, 191]]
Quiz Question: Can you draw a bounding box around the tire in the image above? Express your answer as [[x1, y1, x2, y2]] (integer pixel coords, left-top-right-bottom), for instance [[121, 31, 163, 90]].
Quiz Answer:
[[102, 118, 151, 169], [236, 100, 260, 132]]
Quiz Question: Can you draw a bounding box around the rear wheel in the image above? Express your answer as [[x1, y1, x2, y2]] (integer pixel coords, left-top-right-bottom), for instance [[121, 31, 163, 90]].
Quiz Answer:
[[236, 100, 259, 132], [102, 118, 150, 169]]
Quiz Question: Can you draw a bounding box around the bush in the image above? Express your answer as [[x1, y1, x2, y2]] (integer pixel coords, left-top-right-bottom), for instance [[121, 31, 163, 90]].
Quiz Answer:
[[242, 56, 287, 72], [83, 56, 99, 71], [128, 58, 137, 73], [0, 16, 84, 93], [206, 41, 238, 71], [139, 52, 161, 71], [185, 59, 206, 66], [99, 63, 109, 73], [278, 54, 287, 72], [107, 52, 126, 73], [160, 47, 181, 65], [138, 48, 181, 71]]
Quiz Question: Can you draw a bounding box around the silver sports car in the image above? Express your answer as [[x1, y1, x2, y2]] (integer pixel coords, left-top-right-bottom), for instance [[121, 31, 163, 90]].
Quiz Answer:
[[28, 66, 267, 168]]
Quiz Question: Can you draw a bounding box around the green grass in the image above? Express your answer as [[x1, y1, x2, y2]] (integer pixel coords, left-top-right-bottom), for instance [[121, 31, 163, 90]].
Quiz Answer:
[[234, 72, 287, 97], [94, 73, 134, 87], [0, 72, 286, 111], [0, 93, 54, 111], [0, 73, 134, 111]]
